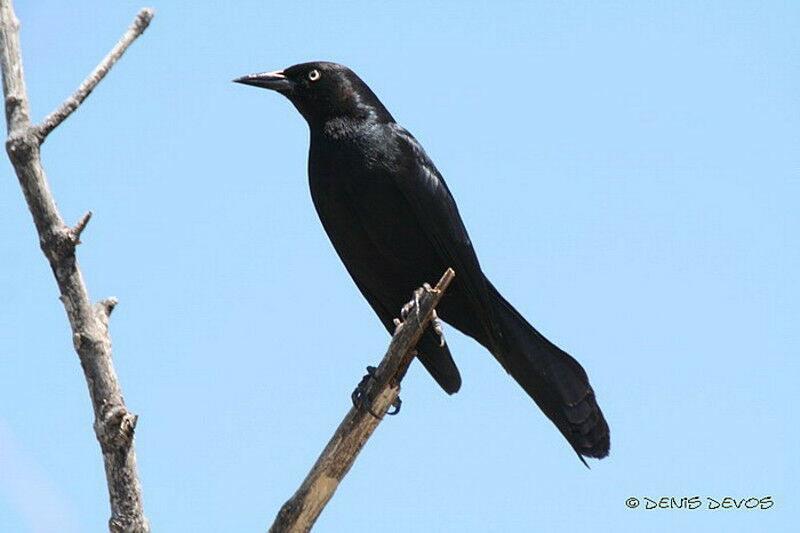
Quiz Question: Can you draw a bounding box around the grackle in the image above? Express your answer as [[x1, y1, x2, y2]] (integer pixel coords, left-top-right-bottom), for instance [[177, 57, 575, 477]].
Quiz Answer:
[[234, 62, 609, 463]]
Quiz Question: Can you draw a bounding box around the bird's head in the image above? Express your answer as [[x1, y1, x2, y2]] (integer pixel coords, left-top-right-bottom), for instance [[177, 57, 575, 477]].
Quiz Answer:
[[234, 62, 393, 126]]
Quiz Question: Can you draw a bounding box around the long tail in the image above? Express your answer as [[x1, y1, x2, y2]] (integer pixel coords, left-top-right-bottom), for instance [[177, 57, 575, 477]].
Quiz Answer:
[[487, 283, 610, 463]]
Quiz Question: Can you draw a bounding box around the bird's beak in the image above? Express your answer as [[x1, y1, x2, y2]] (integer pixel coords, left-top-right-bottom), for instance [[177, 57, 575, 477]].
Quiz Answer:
[[233, 70, 293, 92]]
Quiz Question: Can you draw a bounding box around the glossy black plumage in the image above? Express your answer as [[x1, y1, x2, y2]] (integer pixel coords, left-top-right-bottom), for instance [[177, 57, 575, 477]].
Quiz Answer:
[[235, 62, 610, 462]]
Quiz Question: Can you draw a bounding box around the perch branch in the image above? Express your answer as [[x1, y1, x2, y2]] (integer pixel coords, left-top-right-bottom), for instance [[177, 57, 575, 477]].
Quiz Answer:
[[269, 268, 456, 533], [0, 3, 154, 532]]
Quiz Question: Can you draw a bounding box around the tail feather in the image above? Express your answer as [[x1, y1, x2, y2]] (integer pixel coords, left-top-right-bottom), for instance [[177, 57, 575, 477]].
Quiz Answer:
[[487, 283, 610, 462]]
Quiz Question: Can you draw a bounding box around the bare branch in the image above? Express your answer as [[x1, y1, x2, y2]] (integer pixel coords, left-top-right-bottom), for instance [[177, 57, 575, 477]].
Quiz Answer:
[[269, 268, 456, 533], [97, 296, 119, 315], [68, 210, 93, 244], [1, 2, 153, 531], [35, 8, 154, 141], [0, 0, 29, 132], [96, 297, 119, 321]]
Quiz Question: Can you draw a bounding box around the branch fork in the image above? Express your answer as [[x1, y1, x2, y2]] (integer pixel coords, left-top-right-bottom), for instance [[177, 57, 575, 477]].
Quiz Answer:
[[35, 8, 154, 141]]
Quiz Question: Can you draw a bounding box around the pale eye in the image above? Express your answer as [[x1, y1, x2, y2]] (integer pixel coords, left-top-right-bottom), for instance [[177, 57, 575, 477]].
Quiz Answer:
[[308, 69, 321, 81]]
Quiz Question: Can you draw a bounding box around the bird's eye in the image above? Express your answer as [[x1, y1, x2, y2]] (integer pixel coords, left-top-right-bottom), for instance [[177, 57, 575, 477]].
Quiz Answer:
[[308, 69, 321, 82]]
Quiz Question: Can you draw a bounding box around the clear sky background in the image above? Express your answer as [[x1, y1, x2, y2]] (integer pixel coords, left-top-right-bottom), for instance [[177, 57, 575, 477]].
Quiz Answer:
[[1, 1, 797, 532]]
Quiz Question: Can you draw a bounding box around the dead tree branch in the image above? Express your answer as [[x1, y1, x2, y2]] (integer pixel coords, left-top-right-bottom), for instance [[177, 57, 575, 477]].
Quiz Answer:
[[36, 9, 153, 141], [0, 3, 154, 532], [269, 268, 456, 533]]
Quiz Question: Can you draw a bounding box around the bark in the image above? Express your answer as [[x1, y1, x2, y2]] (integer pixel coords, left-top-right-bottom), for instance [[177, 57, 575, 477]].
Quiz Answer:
[[0, 3, 154, 531]]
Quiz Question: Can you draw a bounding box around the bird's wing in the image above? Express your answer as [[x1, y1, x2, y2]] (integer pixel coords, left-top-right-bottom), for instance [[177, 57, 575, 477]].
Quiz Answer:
[[388, 124, 505, 354], [308, 160, 463, 394]]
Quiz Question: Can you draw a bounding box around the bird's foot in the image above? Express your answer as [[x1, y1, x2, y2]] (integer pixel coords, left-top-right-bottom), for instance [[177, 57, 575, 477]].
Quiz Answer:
[[399, 296, 416, 321], [404, 283, 433, 319], [351, 366, 402, 418], [431, 309, 446, 347], [397, 283, 433, 331]]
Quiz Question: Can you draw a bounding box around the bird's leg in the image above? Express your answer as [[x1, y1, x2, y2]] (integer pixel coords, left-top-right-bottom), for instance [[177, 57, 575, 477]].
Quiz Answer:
[[397, 283, 435, 333], [351, 366, 402, 418], [403, 283, 432, 319], [399, 294, 416, 321], [431, 309, 446, 347]]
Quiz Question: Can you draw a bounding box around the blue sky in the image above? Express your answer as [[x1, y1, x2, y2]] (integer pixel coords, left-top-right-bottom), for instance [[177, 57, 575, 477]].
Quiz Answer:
[[1, 1, 798, 531]]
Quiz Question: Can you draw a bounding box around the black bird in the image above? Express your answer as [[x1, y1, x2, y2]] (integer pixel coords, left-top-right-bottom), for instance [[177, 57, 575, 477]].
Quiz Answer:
[[234, 62, 609, 463]]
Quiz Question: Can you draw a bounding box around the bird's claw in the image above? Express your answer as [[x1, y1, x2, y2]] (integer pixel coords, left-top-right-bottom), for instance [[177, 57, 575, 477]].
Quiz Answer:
[[431, 309, 446, 347], [399, 297, 416, 321], [386, 396, 402, 415], [397, 283, 433, 330], [351, 366, 380, 418], [351, 366, 402, 418]]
